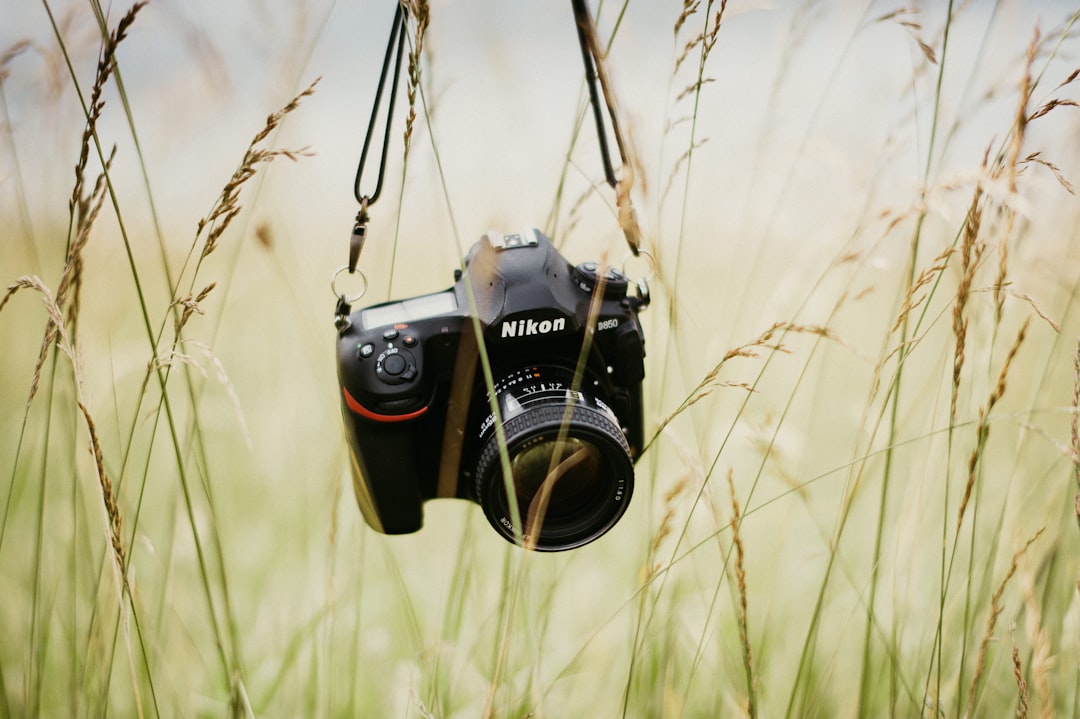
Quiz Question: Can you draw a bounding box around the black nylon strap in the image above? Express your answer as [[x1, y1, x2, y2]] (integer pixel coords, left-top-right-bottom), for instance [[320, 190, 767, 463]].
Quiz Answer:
[[348, 0, 636, 269], [571, 0, 618, 189], [353, 2, 408, 209]]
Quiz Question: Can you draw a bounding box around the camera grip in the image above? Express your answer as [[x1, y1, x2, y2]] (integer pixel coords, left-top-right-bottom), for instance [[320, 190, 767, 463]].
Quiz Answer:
[[341, 403, 429, 534]]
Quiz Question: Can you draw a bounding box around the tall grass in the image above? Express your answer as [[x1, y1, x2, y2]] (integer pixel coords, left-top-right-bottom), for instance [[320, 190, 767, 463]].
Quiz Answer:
[[2, 1, 1080, 717]]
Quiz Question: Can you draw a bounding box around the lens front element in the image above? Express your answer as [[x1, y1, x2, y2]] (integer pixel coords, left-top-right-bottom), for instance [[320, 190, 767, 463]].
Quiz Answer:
[[475, 366, 634, 551]]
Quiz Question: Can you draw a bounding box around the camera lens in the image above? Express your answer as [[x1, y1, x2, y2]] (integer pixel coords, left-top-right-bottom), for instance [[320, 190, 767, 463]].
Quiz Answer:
[[474, 366, 633, 551], [511, 437, 604, 519]]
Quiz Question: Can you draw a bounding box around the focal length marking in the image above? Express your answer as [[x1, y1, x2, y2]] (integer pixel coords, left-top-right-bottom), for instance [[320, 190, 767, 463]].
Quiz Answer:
[[500, 317, 567, 338]]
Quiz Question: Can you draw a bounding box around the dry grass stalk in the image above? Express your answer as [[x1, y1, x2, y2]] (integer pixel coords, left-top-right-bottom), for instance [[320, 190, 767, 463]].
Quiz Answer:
[[640, 471, 693, 585], [173, 282, 216, 335], [78, 398, 127, 573], [660, 137, 708, 204], [673, 0, 700, 39], [726, 468, 756, 718], [1028, 97, 1080, 122], [0, 39, 32, 84], [1010, 623, 1029, 719], [575, 0, 645, 255], [1, 276, 128, 581], [673, 0, 726, 77], [874, 7, 937, 64], [198, 78, 319, 262], [69, 3, 145, 222], [1018, 562, 1054, 719], [29, 147, 114, 404], [1020, 151, 1076, 194], [975, 286, 1059, 333], [965, 528, 1044, 717], [1073, 338, 1080, 533], [561, 185, 593, 242], [403, 0, 430, 156], [63, 145, 115, 333], [955, 316, 1030, 533], [150, 350, 204, 375], [10, 138, 109, 410], [650, 321, 840, 442], [1, 277, 63, 344], [890, 244, 954, 335], [950, 169, 986, 421], [615, 174, 643, 257], [648, 474, 692, 560], [20, 5, 140, 407], [150, 342, 252, 448], [994, 27, 1039, 325], [192, 342, 253, 449]]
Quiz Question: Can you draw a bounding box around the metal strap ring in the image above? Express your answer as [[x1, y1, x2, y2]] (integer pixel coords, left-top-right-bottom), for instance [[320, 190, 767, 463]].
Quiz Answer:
[[621, 249, 656, 284], [331, 266, 368, 304]]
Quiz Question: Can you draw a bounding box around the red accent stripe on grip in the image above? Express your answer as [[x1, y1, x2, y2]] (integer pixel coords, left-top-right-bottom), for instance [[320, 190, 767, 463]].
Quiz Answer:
[[343, 387, 428, 422]]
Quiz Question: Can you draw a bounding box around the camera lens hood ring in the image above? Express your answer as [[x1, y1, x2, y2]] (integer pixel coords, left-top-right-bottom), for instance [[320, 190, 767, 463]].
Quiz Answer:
[[331, 266, 368, 304]]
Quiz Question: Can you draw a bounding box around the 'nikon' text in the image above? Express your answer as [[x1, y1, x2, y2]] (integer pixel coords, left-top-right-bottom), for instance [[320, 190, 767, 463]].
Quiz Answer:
[[500, 317, 567, 338]]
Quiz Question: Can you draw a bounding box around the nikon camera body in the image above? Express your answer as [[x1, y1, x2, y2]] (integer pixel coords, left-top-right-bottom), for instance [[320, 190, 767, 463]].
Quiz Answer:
[[336, 228, 647, 551]]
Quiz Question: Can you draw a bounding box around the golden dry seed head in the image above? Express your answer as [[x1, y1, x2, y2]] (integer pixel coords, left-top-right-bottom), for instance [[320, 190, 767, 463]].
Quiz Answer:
[[1010, 624, 1030, 719], [673, 1, 700, 39], [0, 38, 32, 80], [197, 79, 318, 261], [78, 399, 127, 573], [966, 529, 1044, 717]]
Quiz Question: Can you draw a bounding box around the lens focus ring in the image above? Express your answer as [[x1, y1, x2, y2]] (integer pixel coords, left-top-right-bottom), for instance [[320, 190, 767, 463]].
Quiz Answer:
[[474, 388, 633, 551]]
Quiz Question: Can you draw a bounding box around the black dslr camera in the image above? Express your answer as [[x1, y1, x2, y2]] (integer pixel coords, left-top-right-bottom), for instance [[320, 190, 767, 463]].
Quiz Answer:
[[336, 228, 648, 551]]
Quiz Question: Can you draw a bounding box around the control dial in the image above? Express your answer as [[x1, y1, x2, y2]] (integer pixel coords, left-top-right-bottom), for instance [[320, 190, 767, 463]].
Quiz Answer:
[[572, 261, 628, 299], [375, 346, 418, 385]]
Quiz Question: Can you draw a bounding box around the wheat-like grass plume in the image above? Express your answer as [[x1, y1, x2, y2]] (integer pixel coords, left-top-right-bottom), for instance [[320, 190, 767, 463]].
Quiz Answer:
[[1020, 150, 1075, 194], [1073, 338, 1080, 534], [78, 399, 126, 572], [648, 321, 840, 446], [875, 7, 938, 64], [890, 244, 954, 335], [0, 39, 33, 83], [404, 0, 430, 157], [955, 317, 1030, 533], [1018, 562, 1054, 719], [69, 3, 145, 223], [673, 0, 725, 78], [173, 282, 217, 335], [994, 27, 1039, 326], [2, 276, 128, 581], [197, 78, 319, 263], [575, 0, 647, 255], [21, 4, 141, 407], [726, 468, 756, 718], [965, 528, 1044, 717], [1010, 623, 1029, 719], [950, 158, 986, 421]]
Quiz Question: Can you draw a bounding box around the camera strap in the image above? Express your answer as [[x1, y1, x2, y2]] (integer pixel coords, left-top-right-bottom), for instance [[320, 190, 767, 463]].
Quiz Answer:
[[349, 1, 409, 274], [341, 0, 641, 291], [571, 0, 643, 257], [572, 0, 617, 191]]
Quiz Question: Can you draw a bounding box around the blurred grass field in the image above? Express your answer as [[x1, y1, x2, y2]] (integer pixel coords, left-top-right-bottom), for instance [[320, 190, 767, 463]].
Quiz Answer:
[[3, 1, 1080, 717]]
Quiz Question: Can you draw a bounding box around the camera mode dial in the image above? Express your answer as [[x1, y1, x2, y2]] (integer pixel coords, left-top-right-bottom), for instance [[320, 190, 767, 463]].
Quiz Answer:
[[375, 345, 418, 385], [572, 262, 628, 299]]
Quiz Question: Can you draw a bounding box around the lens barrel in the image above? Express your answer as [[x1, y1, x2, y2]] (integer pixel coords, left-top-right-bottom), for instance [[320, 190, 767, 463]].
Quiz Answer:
[[474, 365, 633, 551]]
